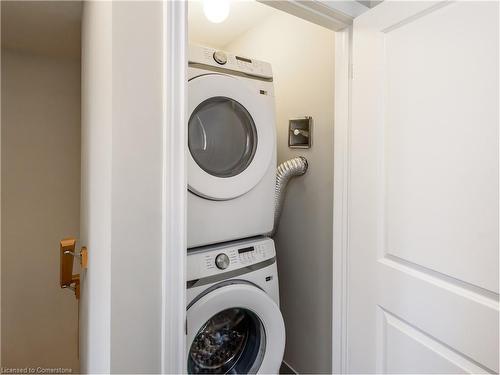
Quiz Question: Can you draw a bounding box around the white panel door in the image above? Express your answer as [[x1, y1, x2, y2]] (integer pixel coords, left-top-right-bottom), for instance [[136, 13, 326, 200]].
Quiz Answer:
[[349, 1, 499, 373]]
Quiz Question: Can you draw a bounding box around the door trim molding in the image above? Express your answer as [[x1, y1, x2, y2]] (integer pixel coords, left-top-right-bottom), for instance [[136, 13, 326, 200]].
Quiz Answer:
[[333, 25, 352, 374], [161, 1, 187, 373], [258, 0, 368, 31]]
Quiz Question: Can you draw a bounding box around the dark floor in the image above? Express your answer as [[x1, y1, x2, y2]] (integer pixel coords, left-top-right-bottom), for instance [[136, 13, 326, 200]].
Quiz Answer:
[[279, 362, 296, 374]]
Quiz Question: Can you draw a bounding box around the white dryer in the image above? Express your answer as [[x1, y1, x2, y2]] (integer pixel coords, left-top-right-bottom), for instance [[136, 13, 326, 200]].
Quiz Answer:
[[188, 45, 276, 248], [187, 237, 285, 374]]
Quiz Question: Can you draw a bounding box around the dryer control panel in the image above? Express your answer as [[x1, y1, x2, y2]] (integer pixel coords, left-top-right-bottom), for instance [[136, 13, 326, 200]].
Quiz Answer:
[[187, 237, 276, 281], [189, 44, 273, 80]]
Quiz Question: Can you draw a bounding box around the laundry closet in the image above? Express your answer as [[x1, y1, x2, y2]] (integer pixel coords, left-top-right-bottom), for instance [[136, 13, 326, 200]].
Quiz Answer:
[[187, 2, 335, 373]]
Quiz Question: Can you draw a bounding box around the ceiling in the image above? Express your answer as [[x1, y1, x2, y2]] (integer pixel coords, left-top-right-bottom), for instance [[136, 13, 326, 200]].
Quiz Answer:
[[188, 0, 279, 49], [1, 1, 82, 60], [1, 0, 366, 60]]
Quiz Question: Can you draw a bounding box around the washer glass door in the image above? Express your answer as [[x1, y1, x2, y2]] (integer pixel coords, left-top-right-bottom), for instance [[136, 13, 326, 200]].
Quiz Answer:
[[187, 283, 285, 374], [188, 307, 265, 374]]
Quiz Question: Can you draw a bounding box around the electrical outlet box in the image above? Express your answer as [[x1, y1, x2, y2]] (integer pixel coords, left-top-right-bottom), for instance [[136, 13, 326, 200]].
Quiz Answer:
[[288, 117, 312, 149]]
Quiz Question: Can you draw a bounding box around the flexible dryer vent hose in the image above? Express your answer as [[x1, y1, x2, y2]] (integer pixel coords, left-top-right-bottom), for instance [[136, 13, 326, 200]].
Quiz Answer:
[[269, 156, 309, 237]]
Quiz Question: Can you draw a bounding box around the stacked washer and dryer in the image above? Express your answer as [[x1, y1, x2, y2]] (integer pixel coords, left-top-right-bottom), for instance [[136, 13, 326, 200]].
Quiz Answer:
[[186, 44, 285, 374]]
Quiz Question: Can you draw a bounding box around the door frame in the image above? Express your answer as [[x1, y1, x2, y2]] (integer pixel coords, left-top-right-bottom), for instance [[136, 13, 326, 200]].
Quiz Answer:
[[332, 25, 352, 375], [162, 1, 188, 373], [161, 1, 361, 373]]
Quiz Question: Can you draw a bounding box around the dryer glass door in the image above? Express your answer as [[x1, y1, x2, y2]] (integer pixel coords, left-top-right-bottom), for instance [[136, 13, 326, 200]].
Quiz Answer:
[[189, 97, 257, 178]]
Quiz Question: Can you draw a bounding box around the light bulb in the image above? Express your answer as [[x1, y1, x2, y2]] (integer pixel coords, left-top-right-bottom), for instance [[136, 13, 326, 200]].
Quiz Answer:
[[203, 0, 230, 23]]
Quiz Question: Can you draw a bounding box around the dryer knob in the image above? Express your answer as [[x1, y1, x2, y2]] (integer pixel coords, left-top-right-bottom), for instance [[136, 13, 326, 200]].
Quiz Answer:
[[213, 51, 227, 65], [215, 253, 230, 270]]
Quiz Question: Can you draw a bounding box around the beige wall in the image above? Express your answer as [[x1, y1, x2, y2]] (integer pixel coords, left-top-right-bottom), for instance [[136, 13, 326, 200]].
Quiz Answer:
[[225, 13, 334, 373], [1, 49, 81, 371]]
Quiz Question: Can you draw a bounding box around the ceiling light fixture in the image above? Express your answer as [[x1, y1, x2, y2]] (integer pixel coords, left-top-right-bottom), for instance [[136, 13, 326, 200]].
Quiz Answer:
[[203, 0, 230, 23]]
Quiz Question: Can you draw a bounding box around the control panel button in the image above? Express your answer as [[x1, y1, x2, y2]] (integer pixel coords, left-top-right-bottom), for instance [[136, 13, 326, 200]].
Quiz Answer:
[[213, 51, 227, 65], [215, 253, 230, 270]]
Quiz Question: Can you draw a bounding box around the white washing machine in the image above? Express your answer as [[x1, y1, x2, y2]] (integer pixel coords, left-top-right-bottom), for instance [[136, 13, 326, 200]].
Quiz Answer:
[[188, 45, 276, 248], [187, 236, 285, 374]]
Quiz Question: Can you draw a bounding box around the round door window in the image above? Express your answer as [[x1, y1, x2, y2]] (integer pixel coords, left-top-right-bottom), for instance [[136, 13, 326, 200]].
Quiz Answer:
[[188, 97, 258, 178], [188, 308, 266, 374]]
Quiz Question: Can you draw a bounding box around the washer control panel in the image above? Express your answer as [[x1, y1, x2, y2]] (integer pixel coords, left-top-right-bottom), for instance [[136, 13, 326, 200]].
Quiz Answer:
[[215, 253, 230, 269], [189, 44, 273, 80], [187, 237, 276, 281]]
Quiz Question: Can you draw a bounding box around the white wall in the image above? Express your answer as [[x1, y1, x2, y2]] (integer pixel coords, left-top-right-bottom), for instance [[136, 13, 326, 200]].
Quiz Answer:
[[224, 12, 335, 374], [109, 2, 163, 372], [80, 2, 164, 372], [1, 49, 81, 372]]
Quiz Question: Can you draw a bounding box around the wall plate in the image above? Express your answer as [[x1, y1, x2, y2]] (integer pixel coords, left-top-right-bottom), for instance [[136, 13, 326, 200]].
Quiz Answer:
[[288, 117, 312, 149]]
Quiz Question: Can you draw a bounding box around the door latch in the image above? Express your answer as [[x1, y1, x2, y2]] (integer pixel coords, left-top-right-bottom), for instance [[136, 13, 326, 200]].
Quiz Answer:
[[60, 238, 88, 299]]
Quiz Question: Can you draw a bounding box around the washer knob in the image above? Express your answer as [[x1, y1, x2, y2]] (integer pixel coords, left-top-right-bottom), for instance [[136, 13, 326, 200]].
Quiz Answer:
[[213, 51, 227, 65], [215, 253, 230, 270]]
